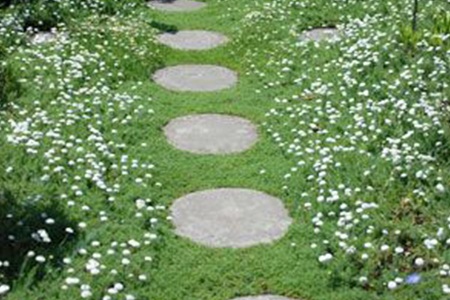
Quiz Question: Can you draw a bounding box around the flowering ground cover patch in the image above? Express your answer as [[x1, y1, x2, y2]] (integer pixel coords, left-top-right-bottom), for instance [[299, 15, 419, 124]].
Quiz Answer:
[[0, 0, 449, 299]]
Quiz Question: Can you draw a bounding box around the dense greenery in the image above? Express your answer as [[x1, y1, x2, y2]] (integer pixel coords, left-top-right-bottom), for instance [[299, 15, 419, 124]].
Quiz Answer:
[[0, 0, 449, 299]]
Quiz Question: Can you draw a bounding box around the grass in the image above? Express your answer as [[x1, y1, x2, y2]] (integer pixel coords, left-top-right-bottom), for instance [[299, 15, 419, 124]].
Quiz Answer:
[[0, 0, 449, 299]]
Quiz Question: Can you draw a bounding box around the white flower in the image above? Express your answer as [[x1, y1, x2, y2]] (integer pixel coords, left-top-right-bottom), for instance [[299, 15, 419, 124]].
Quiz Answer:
[[81, 290, 92, 298], [318, 253, 333, 263], [85, 259, 100, 275], [35, 255, 46, 263], [114, 283, 124, 291], [32, 229, 51, 243], [443, 284, 450, 294], [135, 199, 146, 209], [0, 284, 10, 295], [436, 183, 445, 193], [387, 281, 397, 290], [63, 258, 72, 264], [395, 247, 404, 254], [138, 274, 147, 281], [65, 277, 80, 285], [380, 245, 389, 251], [424, 238, 439, 249], [415, 257, 425, 267], [128, 239, 140, 248]]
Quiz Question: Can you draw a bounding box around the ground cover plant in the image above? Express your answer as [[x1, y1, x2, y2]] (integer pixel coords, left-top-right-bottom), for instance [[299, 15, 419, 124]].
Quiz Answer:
[[0, 0, 449, 299]]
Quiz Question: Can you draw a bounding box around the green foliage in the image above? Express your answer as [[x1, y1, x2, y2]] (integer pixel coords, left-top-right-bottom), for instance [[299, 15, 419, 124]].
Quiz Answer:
[[432, 8, 450, 34], [0, 188, 78, 286], [0, 62, 19, 108], [399, 24, 423, 52], [0, 0, 449, 299]]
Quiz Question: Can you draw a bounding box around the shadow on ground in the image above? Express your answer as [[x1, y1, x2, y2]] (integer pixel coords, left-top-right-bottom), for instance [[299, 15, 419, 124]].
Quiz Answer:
[[0, 188, 78, 288]]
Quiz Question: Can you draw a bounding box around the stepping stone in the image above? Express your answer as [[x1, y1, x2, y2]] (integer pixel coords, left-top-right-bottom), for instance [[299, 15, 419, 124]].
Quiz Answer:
[[147, 0, 206, 12], [171, 188, 292, 248], [153, 65, 237, 92], [231, 296, 296, 300], [299, 27, 340, 42], [157, 30, 229, 50], [164, 114, 258, 154], [30, 31, 68, 45], [30, 32, 57, 44]]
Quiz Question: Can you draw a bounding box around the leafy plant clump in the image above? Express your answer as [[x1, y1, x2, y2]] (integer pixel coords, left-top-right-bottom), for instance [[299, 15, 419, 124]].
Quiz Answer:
[[233, 0, 450, 297]]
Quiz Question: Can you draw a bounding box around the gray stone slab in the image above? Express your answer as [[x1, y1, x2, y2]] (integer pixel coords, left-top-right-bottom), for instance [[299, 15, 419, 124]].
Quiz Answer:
[[299, 27, 340, 42], [30, 31, 68, 45], [232, 296, 295, 300], [153, 65, 237, 92], [171, 188, 292, 248], [164, 114, 258, 154], [147, 0, 206, 12], [30, 32, 57, 44], [157, 30, 229, 50]]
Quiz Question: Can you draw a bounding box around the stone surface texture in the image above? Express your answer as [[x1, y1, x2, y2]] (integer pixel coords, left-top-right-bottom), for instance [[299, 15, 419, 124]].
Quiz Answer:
[[299, 27, 340, 42], [157, 30, 229, 50], [147, 0, 206, 12], [30, 32, 57, 44], [171, 188, 292, 248], [164, 114, 258, 154], [153, 65, 237, 92]]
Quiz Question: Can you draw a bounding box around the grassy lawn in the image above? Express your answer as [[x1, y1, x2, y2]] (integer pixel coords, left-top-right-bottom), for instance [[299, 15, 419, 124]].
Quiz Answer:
[[0, 0, 449, 299]]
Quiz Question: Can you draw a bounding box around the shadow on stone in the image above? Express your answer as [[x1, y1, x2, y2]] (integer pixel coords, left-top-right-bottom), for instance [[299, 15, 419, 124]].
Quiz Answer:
[[0, 189, 78, 288]]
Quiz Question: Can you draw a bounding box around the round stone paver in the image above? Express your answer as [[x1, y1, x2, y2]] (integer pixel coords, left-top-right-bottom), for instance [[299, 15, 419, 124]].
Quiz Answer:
[[30, 32, 57, 45], [163, 114, 258, 154], [157, 30, 229, 50], [147, 0, 206, 12], [171, 188, 292, 248], [299, 27, 340, 42], [232, 296, 296, 300], [153, 65, 237, 92]]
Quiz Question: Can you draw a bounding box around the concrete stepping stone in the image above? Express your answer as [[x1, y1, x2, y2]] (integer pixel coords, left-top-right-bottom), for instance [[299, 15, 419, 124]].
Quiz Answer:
[[153, 65, 237, 92], [147, 0, 206, 12], [157, 30, 229, 50], [231, 296, 296, 300], [164, 114, 258, 154], [30, 32, 57, 44], [171, 188, 292, 248], [299, 27, 340, 42], [30, 31, 68, 45]]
